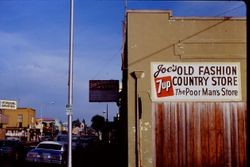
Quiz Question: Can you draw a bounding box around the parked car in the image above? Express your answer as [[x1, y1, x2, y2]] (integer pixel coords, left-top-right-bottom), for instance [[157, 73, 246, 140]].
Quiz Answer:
[[0, 139, 25, 161], [55, 134, 81, 151], [25, 141, 67, 166], [79, 136, 97, 150], [40, 134, 54, 141]]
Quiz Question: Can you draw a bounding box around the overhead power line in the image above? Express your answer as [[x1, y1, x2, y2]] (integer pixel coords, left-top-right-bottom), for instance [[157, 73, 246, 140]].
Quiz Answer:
[[91, 48, 122, 80], [214, 4, 245, 17]]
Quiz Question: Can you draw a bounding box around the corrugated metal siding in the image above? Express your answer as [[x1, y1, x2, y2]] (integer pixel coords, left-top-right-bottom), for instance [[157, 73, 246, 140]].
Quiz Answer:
[[153, 102, 246, 167]]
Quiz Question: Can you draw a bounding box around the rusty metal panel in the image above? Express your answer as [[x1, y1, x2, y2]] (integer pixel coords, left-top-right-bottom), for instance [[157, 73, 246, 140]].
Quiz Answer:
[[153, 102, 246, 167]]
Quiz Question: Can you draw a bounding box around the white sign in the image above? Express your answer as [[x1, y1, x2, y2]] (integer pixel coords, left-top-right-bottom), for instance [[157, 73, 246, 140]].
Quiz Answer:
[[0, 100, 17, 109], [151, 62, 242, 102]]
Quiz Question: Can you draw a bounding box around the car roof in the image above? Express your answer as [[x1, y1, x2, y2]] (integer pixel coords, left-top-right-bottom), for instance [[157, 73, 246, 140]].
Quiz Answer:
[[0, 139, 21, 144], [56, 134, 80, 136], [35, 141, 65, 151], [38, 141, 62, 145]]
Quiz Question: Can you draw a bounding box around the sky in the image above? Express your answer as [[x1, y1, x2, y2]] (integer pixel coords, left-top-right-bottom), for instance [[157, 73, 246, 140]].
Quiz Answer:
[[0, 0, 246, 125]]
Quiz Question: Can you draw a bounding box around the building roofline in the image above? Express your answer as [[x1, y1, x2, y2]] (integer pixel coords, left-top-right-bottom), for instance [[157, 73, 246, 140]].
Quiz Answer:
[[126, 9, 246, 20], [1, 107, 36, 111], [126, 9, 173, 16], [17, 107, 35, 109]]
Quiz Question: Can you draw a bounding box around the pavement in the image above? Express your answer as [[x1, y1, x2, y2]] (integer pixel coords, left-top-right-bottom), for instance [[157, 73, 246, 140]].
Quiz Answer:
[[0, 140, 122, 167], [73, 142, 121, 167]]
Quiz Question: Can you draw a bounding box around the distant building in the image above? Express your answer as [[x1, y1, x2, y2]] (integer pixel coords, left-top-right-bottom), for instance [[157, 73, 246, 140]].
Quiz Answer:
[[0, 108, 36, 141], [62, 121, 68, 132], [35, 118, 61, 139]]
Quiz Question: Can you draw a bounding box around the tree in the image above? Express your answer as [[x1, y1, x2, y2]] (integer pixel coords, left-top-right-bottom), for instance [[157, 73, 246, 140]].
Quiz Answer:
[[72, 118, 81, 127], [91, 115, 105, 132], [82, 118, 86, 125]]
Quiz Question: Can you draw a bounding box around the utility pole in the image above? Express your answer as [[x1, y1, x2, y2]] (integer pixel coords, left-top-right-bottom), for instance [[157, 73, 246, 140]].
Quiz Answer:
[[106, 104, 109, 122], [66, 0, 74, 167]]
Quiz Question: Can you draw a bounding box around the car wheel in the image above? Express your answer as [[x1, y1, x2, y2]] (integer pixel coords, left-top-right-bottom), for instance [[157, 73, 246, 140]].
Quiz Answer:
[[15, 152, 19, 160], [61, 160, 67, 167]]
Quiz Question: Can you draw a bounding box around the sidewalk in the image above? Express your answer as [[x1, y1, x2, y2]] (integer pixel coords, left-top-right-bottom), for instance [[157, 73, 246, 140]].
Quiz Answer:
[[73, 142, 121, 167]]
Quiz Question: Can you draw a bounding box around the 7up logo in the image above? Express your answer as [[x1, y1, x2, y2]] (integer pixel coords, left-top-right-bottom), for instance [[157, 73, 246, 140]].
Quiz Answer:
[[154, 76, 174, 97]]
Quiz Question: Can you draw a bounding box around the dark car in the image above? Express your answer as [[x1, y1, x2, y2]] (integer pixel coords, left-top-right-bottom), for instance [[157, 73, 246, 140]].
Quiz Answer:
[[0, 139, 25, 161], [25, 141, 67, 166], [79, 136, 97, 150], [55, 134, 81, 151]]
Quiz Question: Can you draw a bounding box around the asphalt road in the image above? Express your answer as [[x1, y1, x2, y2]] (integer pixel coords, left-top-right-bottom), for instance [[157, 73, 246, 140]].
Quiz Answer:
[[0, 142, 121, 167]]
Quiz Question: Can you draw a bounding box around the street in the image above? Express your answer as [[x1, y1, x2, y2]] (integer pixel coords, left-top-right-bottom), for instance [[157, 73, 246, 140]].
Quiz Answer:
[[0, 142, 121, 167]]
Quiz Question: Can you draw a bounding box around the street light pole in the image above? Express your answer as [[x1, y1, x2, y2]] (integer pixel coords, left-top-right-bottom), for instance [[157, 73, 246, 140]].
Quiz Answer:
[[106, 104, 109, 122], [67, 0, 74, 167]]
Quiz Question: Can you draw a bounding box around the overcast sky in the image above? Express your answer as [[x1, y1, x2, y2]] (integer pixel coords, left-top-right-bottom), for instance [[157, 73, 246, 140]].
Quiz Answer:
[[0, 0, 246, 125]]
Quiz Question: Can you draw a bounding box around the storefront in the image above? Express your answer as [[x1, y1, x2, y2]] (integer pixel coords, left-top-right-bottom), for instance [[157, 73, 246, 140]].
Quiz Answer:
[[121, 10, 246, 167]]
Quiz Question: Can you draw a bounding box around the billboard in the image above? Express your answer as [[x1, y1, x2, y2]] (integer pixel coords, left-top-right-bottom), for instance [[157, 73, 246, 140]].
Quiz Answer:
[[151, 62, 241, 102], [89, 80, 119, 102], [0, 100, 17, 110]]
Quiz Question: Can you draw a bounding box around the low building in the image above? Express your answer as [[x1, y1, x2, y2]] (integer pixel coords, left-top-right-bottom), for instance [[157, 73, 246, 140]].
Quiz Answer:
[[35, 118, 62, 140], [0, 108, 36, 141]]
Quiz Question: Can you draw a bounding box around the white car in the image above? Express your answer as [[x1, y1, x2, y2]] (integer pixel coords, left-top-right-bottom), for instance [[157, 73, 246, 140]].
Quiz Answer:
[[25, 141, 67, 166]]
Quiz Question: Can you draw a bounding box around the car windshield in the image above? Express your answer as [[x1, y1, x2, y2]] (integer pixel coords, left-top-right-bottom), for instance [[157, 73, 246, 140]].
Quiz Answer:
[[57, 135, 79, 142], [57, 136, 68, 142], [72, 136, 79, 142], [37, 143, 62, 150], [0, 140, 20, 147]]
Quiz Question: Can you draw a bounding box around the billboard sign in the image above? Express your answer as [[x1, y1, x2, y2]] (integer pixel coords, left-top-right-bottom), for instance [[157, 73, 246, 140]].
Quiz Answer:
[[151, 62, 241, 102], [89, 80, 119, 102], [0, 100, 17, 110]]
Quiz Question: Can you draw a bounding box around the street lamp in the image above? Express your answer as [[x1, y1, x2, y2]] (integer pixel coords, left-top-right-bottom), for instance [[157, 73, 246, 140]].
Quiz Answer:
[[130, 70, 144, 167]]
